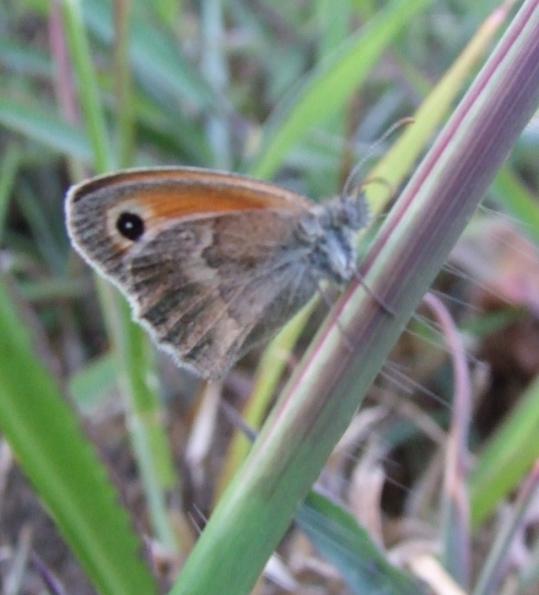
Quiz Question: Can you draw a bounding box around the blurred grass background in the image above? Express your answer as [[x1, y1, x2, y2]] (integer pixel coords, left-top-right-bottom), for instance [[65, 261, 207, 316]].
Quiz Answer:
[[0, 0, 539, 594]]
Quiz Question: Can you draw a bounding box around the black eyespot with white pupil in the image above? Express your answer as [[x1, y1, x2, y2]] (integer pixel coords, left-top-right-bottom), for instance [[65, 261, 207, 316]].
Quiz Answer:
[[116, 211, 144, 241]]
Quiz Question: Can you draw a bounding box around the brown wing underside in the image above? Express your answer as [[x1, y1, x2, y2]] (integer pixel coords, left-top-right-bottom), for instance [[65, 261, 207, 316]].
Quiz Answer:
[[126, 211, 317, 379], [66, 168, 318, 378], [66, 168, 311, 290]]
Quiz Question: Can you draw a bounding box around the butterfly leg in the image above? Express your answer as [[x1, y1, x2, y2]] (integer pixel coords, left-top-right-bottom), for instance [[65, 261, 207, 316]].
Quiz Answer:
[[315, 280, 355, 353], [352, 269, 395, 316]]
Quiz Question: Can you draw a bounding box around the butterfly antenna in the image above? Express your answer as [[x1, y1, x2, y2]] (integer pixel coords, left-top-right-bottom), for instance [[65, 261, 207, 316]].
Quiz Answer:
[[339, 118, 413, 317], [341, 116, 415, 201]]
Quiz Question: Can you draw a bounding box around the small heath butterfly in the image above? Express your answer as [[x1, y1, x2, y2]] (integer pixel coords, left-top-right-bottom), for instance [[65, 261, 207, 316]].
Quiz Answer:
[[65, 167, 369, 379]]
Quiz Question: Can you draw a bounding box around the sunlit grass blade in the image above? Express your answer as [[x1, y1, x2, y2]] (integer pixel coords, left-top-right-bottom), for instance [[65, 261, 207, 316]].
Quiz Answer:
[[367, 0, 517, 209]]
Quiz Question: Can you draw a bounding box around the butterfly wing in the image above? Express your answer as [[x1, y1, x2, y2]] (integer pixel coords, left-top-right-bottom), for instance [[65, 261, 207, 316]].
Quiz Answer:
[[66, 168, 315, 378]]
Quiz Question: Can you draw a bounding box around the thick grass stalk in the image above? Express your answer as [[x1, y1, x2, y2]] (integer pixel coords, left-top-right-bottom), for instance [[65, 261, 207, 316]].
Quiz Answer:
[[228, 1, 515, 492], [171, 3, 539, 594]]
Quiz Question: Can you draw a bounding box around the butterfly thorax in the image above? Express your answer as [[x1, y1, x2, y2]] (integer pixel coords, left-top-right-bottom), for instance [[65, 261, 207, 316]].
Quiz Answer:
[[296, 193, 369, 285]]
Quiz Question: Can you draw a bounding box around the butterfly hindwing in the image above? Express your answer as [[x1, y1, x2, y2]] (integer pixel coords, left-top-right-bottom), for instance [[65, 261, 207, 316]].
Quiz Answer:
[[126, 211, 317, 378]]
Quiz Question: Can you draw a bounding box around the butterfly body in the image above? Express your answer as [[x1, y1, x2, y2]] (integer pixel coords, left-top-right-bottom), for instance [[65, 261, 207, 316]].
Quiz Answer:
[[66, 167, 368, 379]]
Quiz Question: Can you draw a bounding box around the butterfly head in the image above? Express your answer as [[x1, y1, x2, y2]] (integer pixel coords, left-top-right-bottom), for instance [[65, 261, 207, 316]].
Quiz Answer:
[[300, 192, 369, 285]]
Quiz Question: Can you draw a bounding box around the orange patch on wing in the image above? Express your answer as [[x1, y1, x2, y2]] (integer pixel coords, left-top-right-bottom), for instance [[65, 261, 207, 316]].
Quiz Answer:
[[71, 168, 311, 221], [125, 183, 307, 223]]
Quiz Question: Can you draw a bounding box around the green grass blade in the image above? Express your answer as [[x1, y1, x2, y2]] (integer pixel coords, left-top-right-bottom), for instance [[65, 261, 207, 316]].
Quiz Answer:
[[200, 0, 231, 168], [83, 0, 217, 111], [0, 282, 157, 595], [298, 492, 423, 594], [114, 0, 136, 168], [473, 462, 539, 595], [98, 288, 180, 552], [0, 99, 91, 160], [492, 165, 539, 245], [62, 0, 180, 552], [368, 0, 516, 206], [248, 0, 432, 179], [470, 374, 539, 528], [215, 303, 315, 497], [62, 0, 113, 172]]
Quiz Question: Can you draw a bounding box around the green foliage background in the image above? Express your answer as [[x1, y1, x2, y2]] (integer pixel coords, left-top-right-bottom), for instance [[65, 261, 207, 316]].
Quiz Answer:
[[0, 1, 538, 594]]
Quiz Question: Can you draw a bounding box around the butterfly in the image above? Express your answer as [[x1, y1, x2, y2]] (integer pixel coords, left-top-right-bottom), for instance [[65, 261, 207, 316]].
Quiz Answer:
[[66, 167, 369, 379]]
